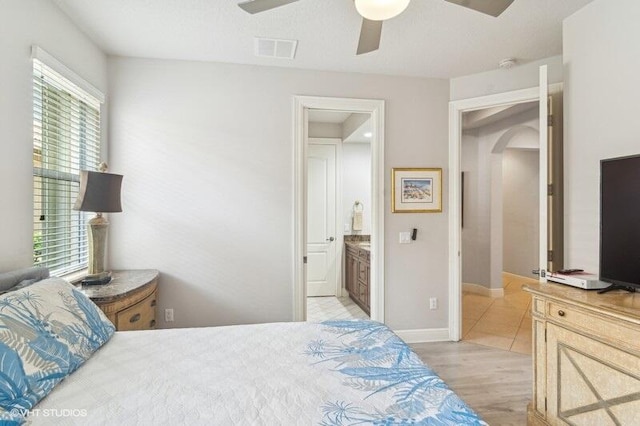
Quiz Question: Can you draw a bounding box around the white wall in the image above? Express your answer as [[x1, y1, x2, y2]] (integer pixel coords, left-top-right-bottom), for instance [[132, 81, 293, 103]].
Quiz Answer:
[[107, 57, 450, 331], [450, 55, 563, 101], [503, 149, 539, 277], [461, 109, 538, 289], [342, 143, 372, 235], [563, 0, 640, 273], [308, 122, 342, 139], [0, 0, 108, 272], [461, 131, 491, 287]]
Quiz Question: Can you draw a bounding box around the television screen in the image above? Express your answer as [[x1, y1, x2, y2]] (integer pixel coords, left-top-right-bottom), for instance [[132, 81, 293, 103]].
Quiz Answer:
[[600, 154, 640, 291]]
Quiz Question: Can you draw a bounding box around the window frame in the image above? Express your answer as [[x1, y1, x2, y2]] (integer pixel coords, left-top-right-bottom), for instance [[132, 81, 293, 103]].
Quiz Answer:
[[32, 46, 105, 277]]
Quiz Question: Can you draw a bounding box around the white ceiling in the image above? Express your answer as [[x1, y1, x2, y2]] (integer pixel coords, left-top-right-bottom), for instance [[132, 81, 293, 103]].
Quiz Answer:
[[344, 120, 372, 144], [463, 101, 538, 130], [52, 0, 593, 79]]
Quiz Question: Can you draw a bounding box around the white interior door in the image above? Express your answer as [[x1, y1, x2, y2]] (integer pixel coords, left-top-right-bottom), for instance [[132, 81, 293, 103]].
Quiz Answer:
[[307, 142, 337, 297], [538, 65, 549, 282]]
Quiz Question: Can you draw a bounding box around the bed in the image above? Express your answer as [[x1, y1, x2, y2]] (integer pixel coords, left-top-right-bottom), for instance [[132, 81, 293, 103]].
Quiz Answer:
[[0, 278, 487, 425]]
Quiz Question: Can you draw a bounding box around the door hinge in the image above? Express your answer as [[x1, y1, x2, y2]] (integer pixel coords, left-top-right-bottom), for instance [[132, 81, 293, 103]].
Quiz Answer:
[[548, 114, 554, 127], [545, 328, 547, 343], [545, 397, 547, 412], [303, 256, 307, 264], [548, 184, 554, 196], [548, 250, 554, 262]]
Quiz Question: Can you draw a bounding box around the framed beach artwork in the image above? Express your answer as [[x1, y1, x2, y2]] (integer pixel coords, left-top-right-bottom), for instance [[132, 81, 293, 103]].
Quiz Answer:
[[391, 168, 442, 213]]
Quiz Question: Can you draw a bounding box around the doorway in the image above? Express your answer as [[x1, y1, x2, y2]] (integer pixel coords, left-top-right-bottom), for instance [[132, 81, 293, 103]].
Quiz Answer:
[[459, 101, 540, 353], [305, 110, 373, 321], [448, 67, 564, 342], [293, 96, 385, 323]]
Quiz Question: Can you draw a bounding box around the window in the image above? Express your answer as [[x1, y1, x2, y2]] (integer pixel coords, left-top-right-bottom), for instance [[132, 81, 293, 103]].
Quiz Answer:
[[33, 53, 103, 276]]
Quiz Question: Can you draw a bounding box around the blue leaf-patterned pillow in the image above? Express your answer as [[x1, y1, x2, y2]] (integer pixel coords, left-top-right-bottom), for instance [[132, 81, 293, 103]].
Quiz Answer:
[[0, 278, 115, 424]]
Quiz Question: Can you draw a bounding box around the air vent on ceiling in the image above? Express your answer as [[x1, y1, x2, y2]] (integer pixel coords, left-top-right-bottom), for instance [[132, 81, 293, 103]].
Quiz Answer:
[[254, 37, 298, 59]]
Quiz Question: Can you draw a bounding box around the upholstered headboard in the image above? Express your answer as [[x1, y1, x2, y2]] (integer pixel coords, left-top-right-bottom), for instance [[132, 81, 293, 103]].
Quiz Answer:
[[0, 266, 49, 294]]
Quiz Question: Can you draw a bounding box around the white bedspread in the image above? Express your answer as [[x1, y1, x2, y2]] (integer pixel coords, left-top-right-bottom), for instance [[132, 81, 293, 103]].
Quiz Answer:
[[29, 321, 485, 425]]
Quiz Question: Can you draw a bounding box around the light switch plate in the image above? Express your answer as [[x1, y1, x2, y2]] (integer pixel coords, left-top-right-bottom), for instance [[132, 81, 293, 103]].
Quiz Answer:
[[399, 232, 411, 244]]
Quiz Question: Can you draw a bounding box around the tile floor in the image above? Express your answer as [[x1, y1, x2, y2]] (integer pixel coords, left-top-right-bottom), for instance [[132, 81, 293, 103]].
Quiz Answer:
[[306, 295, 369, 322], [462, 273, 537, 354]]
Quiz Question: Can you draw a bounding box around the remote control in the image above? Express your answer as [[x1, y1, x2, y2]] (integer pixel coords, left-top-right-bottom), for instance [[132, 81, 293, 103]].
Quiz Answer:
[[557, 269, 584, 275]]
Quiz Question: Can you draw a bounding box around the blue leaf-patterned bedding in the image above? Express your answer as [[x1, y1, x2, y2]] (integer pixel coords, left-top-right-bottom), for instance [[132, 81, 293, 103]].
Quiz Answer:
[[28, 319, 486, 425], [0, 278, 114, 424]]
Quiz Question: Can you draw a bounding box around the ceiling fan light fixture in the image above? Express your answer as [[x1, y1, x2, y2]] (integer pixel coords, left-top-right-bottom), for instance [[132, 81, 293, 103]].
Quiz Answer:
[[355, 0, 410, 21]]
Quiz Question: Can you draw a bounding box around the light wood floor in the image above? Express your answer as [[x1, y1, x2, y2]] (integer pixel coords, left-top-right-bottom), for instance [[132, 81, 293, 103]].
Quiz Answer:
[[411, 340, 532, 426]]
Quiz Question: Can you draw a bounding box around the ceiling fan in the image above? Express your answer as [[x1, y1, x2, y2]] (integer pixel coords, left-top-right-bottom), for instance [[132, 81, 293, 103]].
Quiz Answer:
[[238, 0, 515, 55]]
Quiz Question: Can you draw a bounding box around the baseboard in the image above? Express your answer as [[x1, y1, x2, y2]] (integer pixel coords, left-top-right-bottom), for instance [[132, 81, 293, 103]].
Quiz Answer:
[[502, 271, 539, 284], [462, 282, 504, 298], [394, 328, 450, 344]]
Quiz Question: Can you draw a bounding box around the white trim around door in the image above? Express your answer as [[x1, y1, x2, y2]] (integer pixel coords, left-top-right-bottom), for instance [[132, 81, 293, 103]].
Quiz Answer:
[[293, 96, 385, 322]]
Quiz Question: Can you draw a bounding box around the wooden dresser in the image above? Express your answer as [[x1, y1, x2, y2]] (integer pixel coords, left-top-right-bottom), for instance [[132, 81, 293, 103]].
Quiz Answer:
[[345, 242, 370, 315], [524, 282, 640, 425], [81, 269, 159, 331]]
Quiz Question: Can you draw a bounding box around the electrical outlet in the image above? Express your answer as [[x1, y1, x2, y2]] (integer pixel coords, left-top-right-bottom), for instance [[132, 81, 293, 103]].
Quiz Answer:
[[429, 298, 438, 310], [344, 223, 351, 232], [165, 308, 174, 322]]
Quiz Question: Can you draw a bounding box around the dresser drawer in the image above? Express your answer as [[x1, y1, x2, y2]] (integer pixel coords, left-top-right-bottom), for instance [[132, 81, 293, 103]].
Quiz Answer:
[[547, 300, 640, 353], [115, 290, 157, 331]]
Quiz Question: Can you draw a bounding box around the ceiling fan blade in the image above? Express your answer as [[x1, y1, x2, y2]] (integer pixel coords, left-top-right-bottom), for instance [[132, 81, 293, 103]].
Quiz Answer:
[[357, 18, 383, 55], [238, 0, 299, 14], [444, 0, 515, 17]]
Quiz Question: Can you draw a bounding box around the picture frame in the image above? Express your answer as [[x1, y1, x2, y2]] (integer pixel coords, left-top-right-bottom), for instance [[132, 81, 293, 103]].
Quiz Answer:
[[391, 168, 442, 213]]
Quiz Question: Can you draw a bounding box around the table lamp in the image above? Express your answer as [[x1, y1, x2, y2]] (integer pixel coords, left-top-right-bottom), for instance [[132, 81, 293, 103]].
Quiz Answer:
[[73, 163, 123, 285]]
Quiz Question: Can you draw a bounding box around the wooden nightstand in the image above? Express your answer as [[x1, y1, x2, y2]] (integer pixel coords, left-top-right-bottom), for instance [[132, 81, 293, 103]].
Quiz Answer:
[[81, 269, 159, 331]]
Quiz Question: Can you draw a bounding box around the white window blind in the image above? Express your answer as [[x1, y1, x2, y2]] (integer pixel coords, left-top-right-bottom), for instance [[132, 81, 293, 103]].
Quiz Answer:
[[33, 57, 102, 276]]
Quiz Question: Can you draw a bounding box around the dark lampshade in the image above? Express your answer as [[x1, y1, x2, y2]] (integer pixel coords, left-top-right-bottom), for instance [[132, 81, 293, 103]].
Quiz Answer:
[[74, 171, 123, 213]]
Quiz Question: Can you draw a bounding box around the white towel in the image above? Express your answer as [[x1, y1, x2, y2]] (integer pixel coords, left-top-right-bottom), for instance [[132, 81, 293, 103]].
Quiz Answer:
[[352, 211, 363, 231]]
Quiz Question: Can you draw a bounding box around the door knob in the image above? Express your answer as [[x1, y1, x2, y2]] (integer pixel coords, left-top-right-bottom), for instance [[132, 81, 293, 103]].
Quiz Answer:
[[326, 237, 335, 242]]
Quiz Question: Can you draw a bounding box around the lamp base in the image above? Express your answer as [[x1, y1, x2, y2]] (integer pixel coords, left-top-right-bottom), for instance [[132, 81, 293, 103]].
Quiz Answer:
[[82, 271, 112, 286], [87, 214, 109, 276]]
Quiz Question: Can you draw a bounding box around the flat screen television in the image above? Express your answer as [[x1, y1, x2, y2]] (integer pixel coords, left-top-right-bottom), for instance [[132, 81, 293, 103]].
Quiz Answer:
[[599, 154, 640, 293]]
